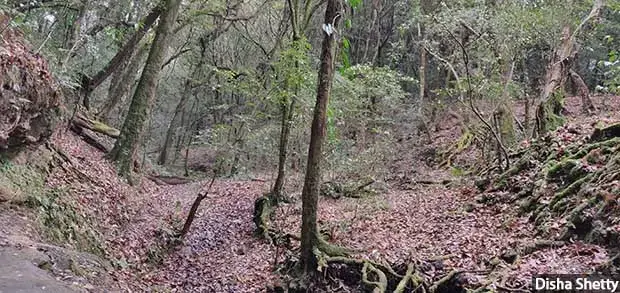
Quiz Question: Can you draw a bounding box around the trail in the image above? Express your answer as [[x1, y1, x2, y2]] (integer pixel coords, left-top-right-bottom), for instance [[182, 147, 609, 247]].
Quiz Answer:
[[118, 172, 608, 291], [116, 180, 277, 292]]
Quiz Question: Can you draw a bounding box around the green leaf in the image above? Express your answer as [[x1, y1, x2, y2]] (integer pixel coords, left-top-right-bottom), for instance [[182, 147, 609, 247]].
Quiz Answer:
[[342, 37, 350, 49], [340, 48, 350, 71], [345, 19, 352, 29], [349, 0, 362, 9]]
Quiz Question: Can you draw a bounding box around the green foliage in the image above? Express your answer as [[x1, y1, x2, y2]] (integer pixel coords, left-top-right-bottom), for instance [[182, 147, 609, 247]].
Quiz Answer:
[[324, 65, 412, 180], [272, 38, 313, 102], [339, 37, 351, 71]]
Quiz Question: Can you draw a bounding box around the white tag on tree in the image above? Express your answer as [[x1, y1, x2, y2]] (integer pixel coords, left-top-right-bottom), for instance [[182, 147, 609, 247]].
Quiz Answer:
[[322, 23, 333, 36]]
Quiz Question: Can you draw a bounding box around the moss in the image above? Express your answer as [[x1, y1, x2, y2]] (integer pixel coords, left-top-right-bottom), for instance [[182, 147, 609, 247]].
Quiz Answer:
[[546, 159, 579, 179], [0, 160, 45, 204], [549, 174, 592, 211], [567, 137, 620, 160], [495, 156, 531, 188], [26, 187, 104, 255], [537, 89, 566, 135], [90, 119, 121, 137], [497, 103, 515, 146], [253, 195, 272, 239]]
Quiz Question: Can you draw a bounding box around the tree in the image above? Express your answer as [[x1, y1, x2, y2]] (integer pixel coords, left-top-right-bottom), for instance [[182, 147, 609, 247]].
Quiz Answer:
[[299, 0, 342, 273], [109, 0, 183, 180], [80, 6, 163, 110], [271, 0, 323, 201], [158, 37, 208, 166], [535, 0, 604, 136]]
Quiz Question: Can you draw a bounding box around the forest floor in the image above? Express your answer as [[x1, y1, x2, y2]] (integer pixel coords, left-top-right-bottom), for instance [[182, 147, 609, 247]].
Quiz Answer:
[[1, 96, 619, 292]]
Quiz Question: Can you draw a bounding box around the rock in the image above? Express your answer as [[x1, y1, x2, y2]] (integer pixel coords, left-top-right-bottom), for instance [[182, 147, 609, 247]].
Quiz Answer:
[[0, 247, 78, 292]]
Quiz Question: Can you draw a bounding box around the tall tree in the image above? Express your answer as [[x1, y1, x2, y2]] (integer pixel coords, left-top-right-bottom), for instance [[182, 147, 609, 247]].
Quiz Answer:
[[299, 0, 342, 273], [109, 0, 183, 180], [271, 0, 323, 201]]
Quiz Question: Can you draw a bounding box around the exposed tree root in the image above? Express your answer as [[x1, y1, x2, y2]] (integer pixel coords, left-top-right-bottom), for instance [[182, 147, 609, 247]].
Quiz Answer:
[[483, 123, 620, 252], [322, 256, 465, 293], [362, 262, 387, 293], [429, 270, 459, 293], [393, 264, 416, 293], [320, 179, 376, 199]]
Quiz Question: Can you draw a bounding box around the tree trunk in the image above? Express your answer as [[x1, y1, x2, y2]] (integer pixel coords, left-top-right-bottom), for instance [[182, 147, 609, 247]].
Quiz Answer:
[[81, 5, 162, 104], [159, 81, 191, 165], [272, 98, 295, 201], [535, 25, 573, 136], [159, 39, 208, 165], [98, 40, 149, 123], [569, 69, 596, 113], [535, 0, 603, 136], [172, 108, 187, 164], [497, 61, 515, 148], [109, 0, 182, 181], [417, 22, 432, 142], [300, 0, 341, 273], [64, 1, 86, 52]]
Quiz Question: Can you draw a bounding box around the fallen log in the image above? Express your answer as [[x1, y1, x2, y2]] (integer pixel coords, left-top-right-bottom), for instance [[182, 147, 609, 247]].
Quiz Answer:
[[147, 174, 193, 185], [72, 112, 120, 138], [69, 124, 111, 153], [320, 179, 376, 199]]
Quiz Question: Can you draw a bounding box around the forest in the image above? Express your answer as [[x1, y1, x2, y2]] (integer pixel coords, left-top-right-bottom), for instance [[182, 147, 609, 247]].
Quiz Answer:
[[1, 0, 620, 292]]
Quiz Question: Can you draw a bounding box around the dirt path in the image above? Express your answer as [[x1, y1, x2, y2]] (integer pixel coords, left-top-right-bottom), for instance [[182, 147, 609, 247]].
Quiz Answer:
[[115, 180, 277, 292], [118, 169, 608, 291]]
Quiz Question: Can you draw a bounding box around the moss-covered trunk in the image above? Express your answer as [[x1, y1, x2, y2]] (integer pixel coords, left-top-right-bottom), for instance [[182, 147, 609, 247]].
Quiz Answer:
[[109, 0, 182, 180], [300, 0, 340, 273], [535, 25, 573, 136]]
